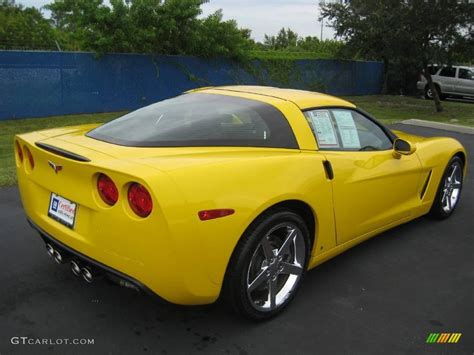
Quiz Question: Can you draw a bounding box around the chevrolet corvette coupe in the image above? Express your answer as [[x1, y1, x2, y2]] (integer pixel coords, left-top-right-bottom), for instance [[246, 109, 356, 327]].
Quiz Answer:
[[15, 86, 466, 320]]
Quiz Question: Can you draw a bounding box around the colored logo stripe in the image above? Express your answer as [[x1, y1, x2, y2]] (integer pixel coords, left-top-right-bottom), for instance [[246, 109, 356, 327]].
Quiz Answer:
[[426, 333, 439, 343], [449, 333, 462, 343], [426, 333, 462, 344], [438, 333, 450, 343]]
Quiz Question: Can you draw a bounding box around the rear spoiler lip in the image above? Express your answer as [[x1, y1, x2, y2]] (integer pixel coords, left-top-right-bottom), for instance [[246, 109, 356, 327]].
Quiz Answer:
[[35, 142, 91, 162]]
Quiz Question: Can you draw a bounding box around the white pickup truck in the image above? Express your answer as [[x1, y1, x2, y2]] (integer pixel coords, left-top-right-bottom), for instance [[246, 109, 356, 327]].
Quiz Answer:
[[417, 65, 474, 100]]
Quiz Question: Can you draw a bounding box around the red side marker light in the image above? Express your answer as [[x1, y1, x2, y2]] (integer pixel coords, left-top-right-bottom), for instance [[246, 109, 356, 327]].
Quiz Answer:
[[198, 209, 235, 221], [15, 141, 23, 162], [24, 146, 34, 169]]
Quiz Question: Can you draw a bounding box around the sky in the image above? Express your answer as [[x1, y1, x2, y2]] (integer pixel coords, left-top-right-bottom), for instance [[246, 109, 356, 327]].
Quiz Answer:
[[17, 0, 336, 42]]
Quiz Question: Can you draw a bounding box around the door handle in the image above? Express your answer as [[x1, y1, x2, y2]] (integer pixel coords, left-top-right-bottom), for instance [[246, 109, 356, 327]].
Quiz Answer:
[[323, 160, 334, 180]]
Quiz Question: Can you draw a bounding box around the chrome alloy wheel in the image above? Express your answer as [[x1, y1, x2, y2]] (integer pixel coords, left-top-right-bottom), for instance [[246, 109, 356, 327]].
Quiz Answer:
[[441, 161, 462, 213], [426, 88, 434, 99], [246, 223, 306, 312]]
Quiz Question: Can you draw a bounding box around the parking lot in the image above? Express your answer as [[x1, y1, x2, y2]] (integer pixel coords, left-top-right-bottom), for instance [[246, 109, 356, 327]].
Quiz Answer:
[[0, 124, 473, 355]]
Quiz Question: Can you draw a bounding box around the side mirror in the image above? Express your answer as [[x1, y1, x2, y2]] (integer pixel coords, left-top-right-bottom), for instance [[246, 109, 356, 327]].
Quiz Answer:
[[393, 138, 416, 158]]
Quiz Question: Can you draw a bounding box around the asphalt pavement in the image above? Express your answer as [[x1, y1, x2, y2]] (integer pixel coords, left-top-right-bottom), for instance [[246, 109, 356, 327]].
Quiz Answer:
[[0, 124, 473, 355]]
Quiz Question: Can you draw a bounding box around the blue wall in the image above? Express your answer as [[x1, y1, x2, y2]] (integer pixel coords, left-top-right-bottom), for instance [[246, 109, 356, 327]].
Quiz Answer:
[[0, 51, 384, 120]]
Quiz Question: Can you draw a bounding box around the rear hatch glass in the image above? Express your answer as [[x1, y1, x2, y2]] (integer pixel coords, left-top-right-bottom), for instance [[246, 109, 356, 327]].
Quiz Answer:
[[87, 93, 298, 149]]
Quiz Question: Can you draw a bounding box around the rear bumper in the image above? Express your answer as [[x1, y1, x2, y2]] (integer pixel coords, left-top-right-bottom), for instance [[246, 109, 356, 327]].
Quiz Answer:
[[28, 217, 156, 297], [416, 81, 426, 92], [23, 210, 222, 305], [15, 136, 225, 305], [16, 132, 250, 306]]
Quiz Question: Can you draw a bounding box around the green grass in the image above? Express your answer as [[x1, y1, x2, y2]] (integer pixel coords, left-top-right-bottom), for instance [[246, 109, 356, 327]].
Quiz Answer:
[[0, 111, 126, 187], [0, 95, 473, 187], [344, 95, 474, 127]]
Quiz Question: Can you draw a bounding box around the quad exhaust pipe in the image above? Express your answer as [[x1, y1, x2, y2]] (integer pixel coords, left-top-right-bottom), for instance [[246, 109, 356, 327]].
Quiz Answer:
[[70, 260, 94, 283], [80, 266, 94, 283], [43, 241, 138, 291], [46, 243, 69, 264], [45, 243, 96, 283], [46, 243, 55, 258]]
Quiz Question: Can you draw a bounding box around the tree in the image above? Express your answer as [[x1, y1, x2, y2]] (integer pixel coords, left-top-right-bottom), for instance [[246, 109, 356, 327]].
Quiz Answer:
[[45, 0, 252, 58], [263, 28, 298, 50], [193, 10, 253, 59], [450, 32, 474, 65], [296, 36, 320, 51], [321, 1, 412, 95], [259, 27, 345, 59], [0, 0, 57, 50], [276, 28, 298, 49], [322, 0, 474, 112]]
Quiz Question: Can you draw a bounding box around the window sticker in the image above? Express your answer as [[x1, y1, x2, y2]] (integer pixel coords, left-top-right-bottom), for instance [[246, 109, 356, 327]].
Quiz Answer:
[[308, 110, 339, 148], [332, 110, 361, 149]]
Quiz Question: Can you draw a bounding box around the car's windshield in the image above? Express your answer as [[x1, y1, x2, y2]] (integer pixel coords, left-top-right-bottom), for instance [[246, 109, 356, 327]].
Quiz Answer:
[[87, 93, 298, 148]]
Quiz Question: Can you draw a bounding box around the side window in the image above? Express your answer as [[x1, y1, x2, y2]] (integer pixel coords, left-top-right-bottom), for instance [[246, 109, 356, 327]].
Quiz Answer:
[[304, 109, 393, 151], [459, 68, 474, 80], [439, 67, 457, 78]]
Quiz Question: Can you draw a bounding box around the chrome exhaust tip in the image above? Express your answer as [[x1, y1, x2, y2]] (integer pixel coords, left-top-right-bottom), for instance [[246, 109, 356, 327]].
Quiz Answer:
[[46, 243, 55, 258], [53, 249, 64, 264], [81, 267, 93, 283], [71, 260, 82, 277]]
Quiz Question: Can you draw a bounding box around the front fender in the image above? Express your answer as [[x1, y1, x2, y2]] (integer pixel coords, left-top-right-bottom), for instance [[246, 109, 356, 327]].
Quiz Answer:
[[415, 136, 467, 205]]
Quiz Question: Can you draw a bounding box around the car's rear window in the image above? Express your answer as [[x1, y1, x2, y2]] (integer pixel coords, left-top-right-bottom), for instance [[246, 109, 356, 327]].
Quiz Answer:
[[87, 93, 298, 149]]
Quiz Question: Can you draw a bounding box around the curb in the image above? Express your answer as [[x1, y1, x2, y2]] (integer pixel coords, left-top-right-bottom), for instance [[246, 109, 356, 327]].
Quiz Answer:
[[400, 119, 474, 135]]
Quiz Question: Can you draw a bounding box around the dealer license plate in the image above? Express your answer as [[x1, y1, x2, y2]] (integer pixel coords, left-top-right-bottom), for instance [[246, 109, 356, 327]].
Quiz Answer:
[[48, 193, 77, 229]]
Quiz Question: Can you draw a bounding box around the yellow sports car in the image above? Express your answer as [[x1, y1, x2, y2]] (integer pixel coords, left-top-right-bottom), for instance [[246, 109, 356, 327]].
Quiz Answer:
[[15, 86, 466, 320]]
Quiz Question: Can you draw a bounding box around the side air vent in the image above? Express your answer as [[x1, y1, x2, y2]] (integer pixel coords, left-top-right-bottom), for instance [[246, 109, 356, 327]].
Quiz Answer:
[[35, 142, 91, 162], [420, 170, 432, 200]]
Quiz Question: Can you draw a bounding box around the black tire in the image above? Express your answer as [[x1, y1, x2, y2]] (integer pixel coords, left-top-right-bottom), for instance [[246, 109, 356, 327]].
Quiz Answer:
[[223, 209, 311, 321], [429, 156, 464, 219]]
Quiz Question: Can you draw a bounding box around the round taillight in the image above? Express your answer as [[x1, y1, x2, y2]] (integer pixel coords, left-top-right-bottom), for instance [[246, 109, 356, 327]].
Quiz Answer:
[[24, 146, 34, 169], [128, 183, 153, 218], [97, 174, 118, 206], [15, 141, 23, 163]]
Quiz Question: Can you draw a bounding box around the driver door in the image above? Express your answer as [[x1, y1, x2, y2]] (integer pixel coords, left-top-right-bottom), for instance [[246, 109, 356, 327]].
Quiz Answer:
[[304, 108, 422, 245]]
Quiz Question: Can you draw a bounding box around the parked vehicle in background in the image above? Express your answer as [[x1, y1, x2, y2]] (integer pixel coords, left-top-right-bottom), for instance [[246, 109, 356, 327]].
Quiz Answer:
[[417, 65, 474, 100]]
